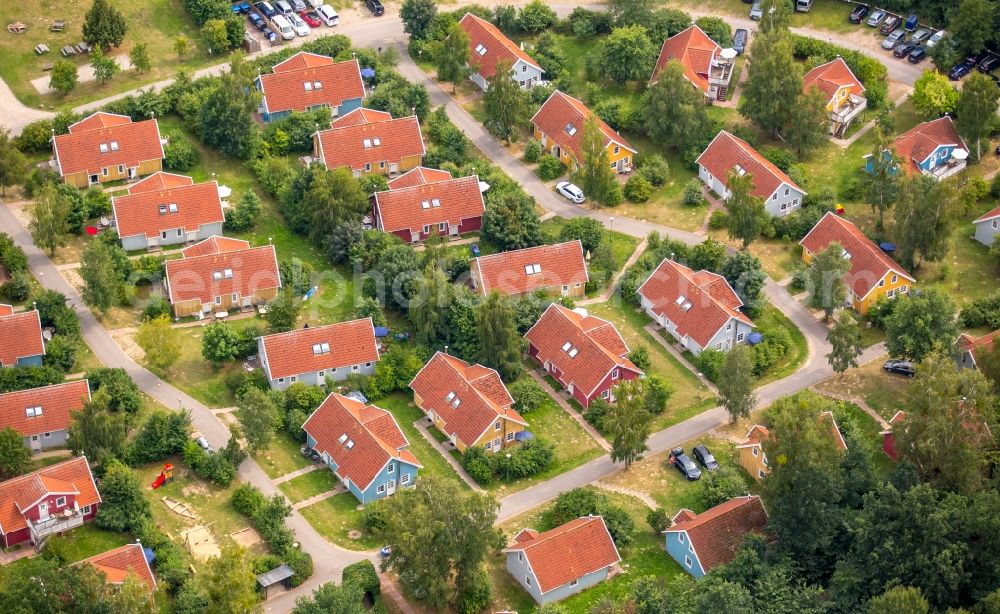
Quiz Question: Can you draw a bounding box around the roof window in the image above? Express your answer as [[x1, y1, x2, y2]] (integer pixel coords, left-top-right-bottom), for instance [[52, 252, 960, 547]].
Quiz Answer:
[[421, 200, 430, 209], [372, 137, 381, 146], [304, 82, 313, 91], [338, 433, 348, 444], [345, 440, 355, 450], [110, 141, 119, 152], [568, 348, 579, 358], [565, 123, 577, 136], [313, 81, 322, 90], [475, 43, 487, 56], [159, 204, 167, 215], [312, 342, 331, 355], [451, 397, 461, 408], [213, 271, 223, 280], [223, 268, 233, 279], [561, 341, 572, 351], [99, 143, 109, 154], [431, 198, 440, 208], [25, 406, 42, 418], [735, 164, 746, 176], [446, 391, 455, 402], [681, 302, 693, 312], [168, 203, 178, 213], [842, 249, 852, 260], [524, 264, 541, 275], [363, 138, 372, 149], [675, 295, 686, 305]]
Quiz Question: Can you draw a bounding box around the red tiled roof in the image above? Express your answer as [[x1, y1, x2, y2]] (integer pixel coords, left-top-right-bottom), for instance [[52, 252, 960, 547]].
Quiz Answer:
[[530, 91, 635, 164], [260, 318, 379, 381], [387, 166, 453, 189], [893, 117, 968, 175], [973, 204, 1000, 224], [0, 304, 13, 316], [0, 456, 100, 536], [820, 411, 848, 451], [668, 496, 768, 573], [957, 330, 1000, 365], [303, 393, 420, 492], [0, 310, 44, 367], [373, 176, 484, 234], [696, 131, 803, 200], [331, 107, 393, 128], [799, 212, 914, 300], [273, 51, 338, 72], [53, 115, 163, 178], [260, 56, 365, 116], [127, 171, 194, 194], [179, 236, 252, 258], [473, 241, 588, 296], [802, 58, 865, 103], [316, 115, 425, 172], [651, 25, 721, 92], [638, 259, 752, 349], [112, 179, 224, 240], [740, 424, 770, 446], [77, 543, 156, 590], [458, 13, 541, 79], [67, 112, 133, 133], [0, 380, 90, 438], [525, 305, 641, 398], [165, 246, 281, 305], [504, 516, 620, 594], [409, 352, 525, 448]]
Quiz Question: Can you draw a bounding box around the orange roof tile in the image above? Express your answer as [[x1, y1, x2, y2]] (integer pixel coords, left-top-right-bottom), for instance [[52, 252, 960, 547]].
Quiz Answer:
[[472, 241, 588, 297], [127, 171, 195, 194], [530, 91, 635, 164], [0, 304, 13, 317], [957, 329, 1000, 365], [504, 516, 621, 594], [893, 117, 968, 175], [273, 51, 338, 72], [165, 245, 281, 305], [800, 212, 914, 300], [373, 175, 484, 234], [651, 25, 722, 92], [179, 236, 252, 258], [0, 310, 45, 367], [0, 380, 90, 438], [802, 58, 865, 103], [112, 179, 224, 240], [53, 115, 163, 178], [0, 456, 100, 536], [67, 112, 133, 133], [696, 131, 803, 200], [259, 318, 379, 381], [331, 107, 393, 128], [667, 496, 768, 573], [741, 424, 770, 445], [387, 166, 453, 189], [316, 115, 425, 172], [77, 543, 156, 590], [259, 57, 365, 116], [458, 13, 541, 79]]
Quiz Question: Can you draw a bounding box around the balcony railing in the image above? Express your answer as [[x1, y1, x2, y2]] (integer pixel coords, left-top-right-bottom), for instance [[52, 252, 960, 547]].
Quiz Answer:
[[28, 508, 85, 544], [831, 95, 867, 125], [925, 159, 966, 181]]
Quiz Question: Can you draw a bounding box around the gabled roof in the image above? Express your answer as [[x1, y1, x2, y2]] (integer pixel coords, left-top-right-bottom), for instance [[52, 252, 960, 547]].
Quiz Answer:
[[637, 259, 753, 348], [530, 90, 636, 164], [127, 171, 194, 194], [77, 543, 156, 590], [0, 380, 91, 438], [165, 245, 281, 305], [259, 56, 365, 116], [303, 393, 420, 492], [696, 130, 804, 200], [0, 309, 45, 367], [273, 51, 337, 72], [179, 236, 252, 258], [736, 424, 770, 448], [409, 352, 525, 447], [387, 166, 453, 190], [373, 175, 485, 234], [802, 58, 865, 103], [973, 204, 1000, 225], [112, 179, 224, 240], [504, 516, 620, 594], [799, 212, 914, 300], [53, 115, 163, 178], [315, 115, 425, 171], [458, 12, 542, 79], [820, 411, 848, 451], [473, 240, 588, 296], [667, 496, 768, 573], [957, 329, 1000, 367], [0, 456, 101, 536], [331, 107, 393, 128], [259, 318, 379, 381], [525, 305, 641, 398], [893, 117, 968, 175], [651, 25, 722, 92]]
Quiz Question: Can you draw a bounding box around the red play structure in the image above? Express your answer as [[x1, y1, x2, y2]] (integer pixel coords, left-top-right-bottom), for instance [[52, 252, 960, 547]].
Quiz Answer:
[[151, 463, 174, 489]]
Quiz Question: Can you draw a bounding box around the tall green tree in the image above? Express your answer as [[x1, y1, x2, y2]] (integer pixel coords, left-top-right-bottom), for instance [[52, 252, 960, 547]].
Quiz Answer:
[[0, 426, 31, 479], [95, 458, 152, 532], [741, 30, 801, 137], [895, 174, 959, 268], [29, 184, 71, 256], [481, 192, 543, 251], [67, 389, 127, 467], [605, 378, 652, 468], [90, 48, 119, 85], [475, 292, 522, 381], [757, 0, 791, 34], [482, 59, 529, 143], [80, 238, 124, 315], [785, 86, 828, 157], [292, 581, 364, 614], [105, 574, 156, 613], [608, 0, 663, 25], [595, 25, 657, 85], [575, 115, 619, 206], [236, 386, 281, 455], [911, 69, 958, 119], [436, 23, 471, 92], [826, 311, 863, 373], [410, 262, 450, 345], [82, 0, 127, 49], [646, 60, 710, 151], [884, 290, 958, 362], [718, 345, 757, 423], [806, 242, 852, 322], [725, 170, 767, 249], [49, 60, 78, 95], [400, 0, 437, 40], [950, 0, 996, 57], [129, 43, 151, 73], [862, 126, 902, 231], [136, 314, 180, 371], [867, 586, 930, 614], [0, 129, 26, 196], [0, 555, 107, 612], [198, 53, 259, 158], [956, 72, 1000, 160], [204, 544, 261, 614], [265, 287, 302, 333]]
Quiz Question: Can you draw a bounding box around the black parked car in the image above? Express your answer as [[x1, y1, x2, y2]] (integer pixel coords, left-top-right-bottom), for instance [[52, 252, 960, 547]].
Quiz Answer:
[[849, 4, 869, 24], [692, 444, 720, 471], [893, 42, 916, 58], [907, 47, 927, 63], [949, 62, 972, 80], [365, 0, 384, 16], [669, 448, 702, 481], [884, 359, 917, 377], [978, 55, 1000, 73], [733, 29, 748, 55]]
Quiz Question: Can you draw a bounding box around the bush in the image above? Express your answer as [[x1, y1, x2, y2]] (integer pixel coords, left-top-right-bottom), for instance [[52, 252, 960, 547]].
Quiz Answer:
[[44, 335, 78, 373], [752, 324, 791, 376], [646, 507, 669, 533], [627, 346, 651, 370], [124, 410, 191, 466], [523, 139, 542, 163], [142, 296, 171, 321], [86, 367, 141, 413], [182, 440, 238, 487], [342, 560, 381, 599], [16, 119, 56, 153], [991, 173, 1000, 198], [492, 438, 554, 480], [509, 378, 547, 413], [707, 210, 729, 230], [623, 175, 654, 203], [790, 267, 809, 293], [696, 349, 725, 383], [361, 500, 390, 533], [0, 270, 32, 302], [959, 292, 1000, 329], [285, 549, 313, 588], [537, 155, 565, 180], [456, 567, 492, 614], [231, 483, 266, 517], [701, 465, 749, 507], [584, 397, 610, 431], [682, 178, 706, 206], [164, 136, 199, 171], [223, 190, 262, 232], [462, 446, 493, 485], [637, 154, 669, 187], [760, 146, 797, 172]]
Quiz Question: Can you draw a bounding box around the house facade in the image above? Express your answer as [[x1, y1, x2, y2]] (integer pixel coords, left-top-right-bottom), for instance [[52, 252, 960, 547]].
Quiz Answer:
[[77, 543, 157, 591], [665, 496, 768, 578], [637, 259, 755, 356], [697, 131, 807, 217], [372, 175, 485, 243], [409, 352, 527, 454], [471, 240, 588, 298], [111, 174, 225, 251], [256, 53, 365, 123], [972, 205, 1000, 247], [52, 112, 164, 188], [525, 305, 643, 408], [164, 244, 281, 318], [802, 58, 867, 137], [866, 116, 969, 182], [736, 424, 770, 481], [956, 330, 1000, 370], [0, 380, 90, 453], [313, 110, 424, 177], [303, 393, 421, 504], [0, 456, 101, 548], [531, 90, 636, 173], [459, 13, 544, 91], [0, 306, 45, 368], [651, 25, 736, 101], [258, 318, 379, 390], [800, 212, 914, 314], [503, 516, 621, 604]]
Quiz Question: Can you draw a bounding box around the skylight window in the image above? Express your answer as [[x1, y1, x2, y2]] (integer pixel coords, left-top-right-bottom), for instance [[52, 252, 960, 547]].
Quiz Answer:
[[531, 264, 541, 274], [842, 249, 852, 260], [312, 342, 331, 355], [446, 391, 455, 402], [568, 348, 579, 358], [304, 82, 313, 91], [363, 138, 372, 149], [159, 204, 167, 215], [475, 43, 487, 56], [345, 440, 355, 450], [565, 123, 577, 136], [451, 398, 461, 408], [110, 141, 119, 152], [313, 81, 322, 90], [223, 268, 233, 279], [561, 341, 572, 351], [338, 433, 348, 444], [25, 406, 42, 418], [99, 143, 109, 154], [431, 198, 440, 208], [682, 302, 692, 311], [372, 137, 381, 146], [421, 200, 430, 209], [168, 203, 178, 213], [735, 164, 746, 176], [675, 295, 686, 305], [213, 271, 223, 281]]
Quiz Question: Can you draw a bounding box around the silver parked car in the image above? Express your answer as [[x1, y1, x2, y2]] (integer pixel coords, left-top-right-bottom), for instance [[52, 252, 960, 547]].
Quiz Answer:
[[882, 29, 907, 50], [750, 1, 763, 20], [910, 28, 931, 45], [926, 29, 946, 48], [867, 9, 886, 26], [556, 181, 585, 204]]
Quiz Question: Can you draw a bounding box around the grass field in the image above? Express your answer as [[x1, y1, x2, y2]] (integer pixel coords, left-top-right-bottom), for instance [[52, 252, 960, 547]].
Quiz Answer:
[[277, 467, 339, 503], [41, 523, 132, 563], [256, 432, 313, 480], [298, 492, 381, 551], [814, 359, 909, 423], [755, 304, 810, 385]]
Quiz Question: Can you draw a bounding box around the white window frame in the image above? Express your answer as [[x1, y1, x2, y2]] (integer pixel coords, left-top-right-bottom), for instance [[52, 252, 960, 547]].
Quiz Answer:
[[55, 496, 66, 507], [43, 432, 51, 438], [365, 362, 372, 367], [518, 552, 523, 562], [679, 533, 685, 543], [569, 579, 579, 587], [387, 463, 394, 474], [422, 224, 430, 234], [891, 274, 898, 284], [485, 441, 492, 450], [506, 432, 514, 441], [601, 389, 610, 399], [751, 447, 758, 457], [759, 469, 767, 479], [994, 219, 999, 229], [318, 371, 325, 378], [81, 505, 91, 515], [438, 222, 447, 232], [526, 575, 532, 586], [401, 473, 410, 484], [612, 369, 619, 380], [118, 164, 124, 174], [102, 167, 109, 177], [685, 556, 693, 568], [215, 296, 222, 305], [278, 377, 286, 383], [494, 421, 501, 431]]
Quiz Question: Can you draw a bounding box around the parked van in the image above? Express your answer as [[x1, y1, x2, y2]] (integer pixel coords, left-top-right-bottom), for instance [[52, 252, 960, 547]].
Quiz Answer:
[[271, 14, 295, 39], [795, 0, 814, 11]]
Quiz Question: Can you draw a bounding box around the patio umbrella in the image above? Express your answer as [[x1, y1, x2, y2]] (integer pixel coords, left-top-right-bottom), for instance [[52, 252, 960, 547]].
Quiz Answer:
[[360, 67, 376, 79], [218, 185, 233, 200]]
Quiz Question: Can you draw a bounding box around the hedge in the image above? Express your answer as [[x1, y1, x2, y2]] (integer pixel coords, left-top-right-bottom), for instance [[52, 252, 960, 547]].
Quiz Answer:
[[791, 34, 889, 109]]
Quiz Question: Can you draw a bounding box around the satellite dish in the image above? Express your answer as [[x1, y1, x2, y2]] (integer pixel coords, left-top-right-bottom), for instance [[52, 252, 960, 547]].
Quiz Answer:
[[951, 149, 968, 162], [720, 48, 737, 60]]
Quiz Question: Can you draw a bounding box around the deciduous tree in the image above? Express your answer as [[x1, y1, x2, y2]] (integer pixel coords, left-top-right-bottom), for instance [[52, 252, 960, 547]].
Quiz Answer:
[[29, 184, 71, 256], [91, 48, 119, 85], [911, 69, 958, 119], [806, 242, 852, 322], [482, 59, 529, 143], [949, 0, 995, 57], [129, 43, 150, 73], [956, 72, 1000, 160], [80, 238, 124, 315], [605, 378, 652, 468], [292, 581, 364, 614], [204, 544, 261, 614], [236, 386, 281, 454], [400, 0, 437, 40], [410, 262, 450, 345], [0, 426, 31, 479], [435, 23, 470, 91], [895, 174, 959, 268], [68, 389, 127, 467], [725, 170, 767, 249], [826, 311, 863, 373], [198, 54, 259, 158], [867, 586, 930, 614], [173, 34, 191, 59], [646, 60, 710, 151], [136, 315, 180, 371], [741, 30, 801, 137], [202, 322, 242, 366], [95, 458, 152, 532], [475, 292, 522, 381], [757, 0, 791, 34], [718, 345, 757, 423], [0, 129, 26, 196], [481, 192, 542, 251], [265, 287, 302, 333], [82, 0, 127, 49], [576, 115, 619, 206], [608, 0, 663, 25], [862, 126, 901, 231], [49, 60, 78, 95], [786, 86, 828, 158], [594, 25, 656, 85]]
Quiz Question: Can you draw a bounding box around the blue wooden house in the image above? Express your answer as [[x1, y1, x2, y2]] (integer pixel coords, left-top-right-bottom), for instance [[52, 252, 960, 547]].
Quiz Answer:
[[864, 116, 969, 182], [665, 496, 768, 578], [0, 307, 45, 368], [302, 393, 421, 505], [255, 52, 366, 123]]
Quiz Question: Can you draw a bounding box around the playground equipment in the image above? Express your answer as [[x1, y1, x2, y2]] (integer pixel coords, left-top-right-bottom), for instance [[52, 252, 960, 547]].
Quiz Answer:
[[182, 524, 220, 561], [162, 496, 197, 519], [150, 463, 174, 489]]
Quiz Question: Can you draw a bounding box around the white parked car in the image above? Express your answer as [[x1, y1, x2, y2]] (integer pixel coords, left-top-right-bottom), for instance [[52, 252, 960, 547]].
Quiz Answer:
[[926, 29, 946, 48], [288, 11, 310, 36], [316, 4, 338, 25], [271, 14, 295, 40], [556, 181, 585, 204], [306, 0, 323, 7], [275, 0, 293, 13]]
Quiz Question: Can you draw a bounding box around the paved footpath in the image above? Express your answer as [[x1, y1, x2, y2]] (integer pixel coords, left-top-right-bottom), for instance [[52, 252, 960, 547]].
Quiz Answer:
[[414, 420, 483, 492]]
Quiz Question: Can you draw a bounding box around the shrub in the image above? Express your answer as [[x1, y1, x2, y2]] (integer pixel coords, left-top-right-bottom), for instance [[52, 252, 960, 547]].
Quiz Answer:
[[456, 567, 492, 614], [16, 119, 56, 153], [627, 346, 651, 371], [223, 190, 262, 232], [696, 348, 725, 383], [991, 173, 1000, 198], [462, 446, 493, 485], [760, 146, 797, 172], [509, 378, 547, 414], [492, 438, 554, 480], [231, 483, 266, 517], [536, 155, 565, 180], [584, 398, 610, 431], [164, 136, 199, 171], [682, 178, 706, 206], [86, 367, 141, 413], [790, 267, 809, 293], [624, 175, 654, 203], [707, 210, 728, 230], [182, 440, 238, 487], [523, 139, 542, 163], [285, 549, 313, 587], [361, 500, 390, 533], [637, 154, 669, 187], [959, 292, 1000, 329], [0, 270, 32, 302], [342, 560, 381, 599], [752, 324, 791, 376], [646, 507, 669, 533], [124, 410, 191, 466], [701, 465, 749, 507]]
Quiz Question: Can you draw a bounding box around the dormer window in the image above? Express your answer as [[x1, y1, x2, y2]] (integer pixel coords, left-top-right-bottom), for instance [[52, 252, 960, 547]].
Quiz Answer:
[[475, 43, 487, 56], [304, 82, 313, 91], [223, 268, 233, 279], [110, 141, 119, 151], [565, 123, 577, 136], [212, 271, 223, 280], [99, 143, 109, 154], [25, 406, 42, 418]]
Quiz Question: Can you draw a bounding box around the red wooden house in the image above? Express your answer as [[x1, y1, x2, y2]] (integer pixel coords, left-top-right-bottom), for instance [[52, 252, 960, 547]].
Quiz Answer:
[[372, 175, 485, 243]]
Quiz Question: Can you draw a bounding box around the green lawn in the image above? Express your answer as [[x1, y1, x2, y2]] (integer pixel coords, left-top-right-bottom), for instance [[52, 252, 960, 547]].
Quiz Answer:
[[915, 208, 1000, 309], [256, 432, 313, 480], [815, 360, 910, 423], [277, 468, 339, 504], [755, 304, 810, 386], [539, 217, 641, 295], [42, 523, 132, 563], [298, 492, 381, 551]]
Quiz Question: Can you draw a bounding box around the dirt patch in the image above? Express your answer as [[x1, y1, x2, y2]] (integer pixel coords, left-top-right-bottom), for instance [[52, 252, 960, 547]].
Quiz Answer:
[[182, 524, 221, 562], [347, 529, 362, 540], [182, 482, 211, 498], [111, 329, 145, 363]]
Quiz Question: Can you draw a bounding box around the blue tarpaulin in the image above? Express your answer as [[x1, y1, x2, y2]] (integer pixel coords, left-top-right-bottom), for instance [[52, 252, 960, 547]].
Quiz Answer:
[[143, 547, 155, 564], [470, 243, 480, 257], [747, 332, 764, 345], [515, 431, 534, 442], [374, 326, 389, 337], [880, 242, 896, 253]]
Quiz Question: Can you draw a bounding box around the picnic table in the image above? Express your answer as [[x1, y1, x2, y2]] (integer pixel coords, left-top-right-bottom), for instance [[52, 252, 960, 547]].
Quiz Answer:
[[61, 45, 77, 56], [7, 22, 27, 34], [50, 20, 64, 32], [35, 44, 49, 55]]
